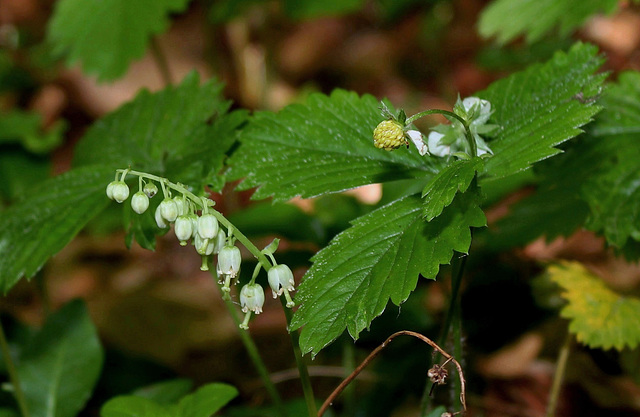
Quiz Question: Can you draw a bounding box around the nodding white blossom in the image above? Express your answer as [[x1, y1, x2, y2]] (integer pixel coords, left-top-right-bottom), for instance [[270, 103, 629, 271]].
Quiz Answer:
[[197, 213, 219, 240], [131, 191, 150, 214], [212, 229, 226, 254], [159, 198, 178, 222], [195, 233, 214, 256], [268, 264, 295, 298], [240, 283, 265, 314], [107, 181, 129, 203], [155, 205, 168, 229], [174, 215, 193, 245], [406, 130, 428, 156], [219, 245, 241, 278]]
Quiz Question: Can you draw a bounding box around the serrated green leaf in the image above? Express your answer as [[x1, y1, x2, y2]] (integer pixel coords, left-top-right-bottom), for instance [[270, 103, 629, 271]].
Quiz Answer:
[[101, 396, 170, 417], [228, 90, 441, 202], [478, 42, 605, 180], [547, 261, 640, 350], [74, 73, 240, 192], [290, 189, 486, 356], [479, 0, 618, 44], [582, 72, 640, 248], [47, 0, 191, 81], [0, 165, 113, 293], [18, 300, 104, 417], [422, 157, 483, 221], [174, 383, 238, 417]]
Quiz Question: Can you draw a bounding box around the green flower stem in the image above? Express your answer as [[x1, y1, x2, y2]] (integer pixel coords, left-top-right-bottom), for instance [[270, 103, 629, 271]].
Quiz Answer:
[[116, 169, 273, 272], [419, 250, 468, 416], [282, 301, 317, 417], [0, 319, 30, 417], [219, 287, 288, 417], [405, 109, 477, 157], [546, 332, 572, 417]]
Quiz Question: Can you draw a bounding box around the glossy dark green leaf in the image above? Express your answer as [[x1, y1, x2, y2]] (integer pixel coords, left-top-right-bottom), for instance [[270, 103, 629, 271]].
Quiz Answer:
[[290, 188, 486, 356], [227, 90, 441, 202], [74, 73, 241, 192], [478, 42, 605, 180], [131, 379, 193, 405], [422, 157, 483, 221], [101, 396, 170, 417], [17, 300, 104, 417], [174, 383, 238, 417]]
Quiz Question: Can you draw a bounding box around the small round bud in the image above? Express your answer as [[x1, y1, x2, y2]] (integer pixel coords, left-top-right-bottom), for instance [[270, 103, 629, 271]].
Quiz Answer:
[[110, 181, 130, 203], [174, 215, 193, 245], [197, 214, 219, 240], [155, 205, 168, 229], [106, 181, 116, 200], [373, 119, 406, 151], [173, 196, 187, 216], [143, 182, 158, 198], [131, 191, 150, 214], [268, 264, 295, 298], [159, 198, 178, 222], [240, 283, 265, 314], [218, 245, 241, 278]]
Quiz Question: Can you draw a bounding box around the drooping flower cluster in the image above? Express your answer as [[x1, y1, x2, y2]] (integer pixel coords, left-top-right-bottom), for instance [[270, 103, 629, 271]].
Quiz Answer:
[[105, 169, 297, 330]]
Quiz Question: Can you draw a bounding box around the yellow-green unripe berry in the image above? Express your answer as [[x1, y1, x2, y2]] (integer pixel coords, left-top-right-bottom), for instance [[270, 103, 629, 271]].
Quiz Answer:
[[131, 191, 150, 214], [197, 213, 219, 240], [373, 119, 406, 151]]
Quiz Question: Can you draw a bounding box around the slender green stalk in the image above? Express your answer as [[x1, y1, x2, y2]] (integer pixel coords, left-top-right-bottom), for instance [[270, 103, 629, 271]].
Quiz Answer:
[[0, 320, 30, 417], [220, 293, 288, 417], [282, 302, 317, 417], [419, 251, 468, 416], [116, 169, 273, 272], [546, 332, 572, 417], [150, 37, 174, 86]]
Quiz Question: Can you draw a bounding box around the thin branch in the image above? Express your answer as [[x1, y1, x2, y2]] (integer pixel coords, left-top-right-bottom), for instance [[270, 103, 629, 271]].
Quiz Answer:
[[318, 330, 467, 416], [545, 332, 572, 417]]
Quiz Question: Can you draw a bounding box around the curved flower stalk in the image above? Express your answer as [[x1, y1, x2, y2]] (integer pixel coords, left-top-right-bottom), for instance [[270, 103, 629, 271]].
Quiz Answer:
[[105, 168, 298, 330]]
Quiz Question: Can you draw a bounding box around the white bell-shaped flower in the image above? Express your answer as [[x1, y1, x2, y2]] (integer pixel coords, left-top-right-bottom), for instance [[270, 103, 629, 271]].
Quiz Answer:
[[159, 198, 178, 222], [218, 245, 241, 278], [131, 191, 149, 214], [268, 264, 295, 298], [174, 215, 193, 246], [198, 213, 219, 240], [240, 283, 265, 314]]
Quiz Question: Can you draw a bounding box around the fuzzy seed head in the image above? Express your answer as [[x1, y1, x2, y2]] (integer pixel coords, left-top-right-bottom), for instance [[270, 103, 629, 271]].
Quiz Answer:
[[373, 120, 406, 151]]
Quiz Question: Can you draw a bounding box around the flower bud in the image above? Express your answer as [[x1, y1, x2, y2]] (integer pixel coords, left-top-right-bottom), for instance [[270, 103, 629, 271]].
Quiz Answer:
[[174, 215, 193, 245], [268, 264, 295, 298], [143, 182, 158, 198], [373, 119, 406, 151], [218, 245, 241, 278], [108, 181, 129, 203], [131, 191, 150, 214], [155, 205, 168, 229], [240, 283, 265, 314], [173, 196, 187, 216], [194, 233, 214, 256], [197, 213, 219, 240], [159, 198, 178, 222], [212, 229, 226, 254]]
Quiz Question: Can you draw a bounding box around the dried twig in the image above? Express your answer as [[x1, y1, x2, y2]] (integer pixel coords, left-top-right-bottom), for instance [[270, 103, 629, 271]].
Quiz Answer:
[[318, 330, 467, 416]]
